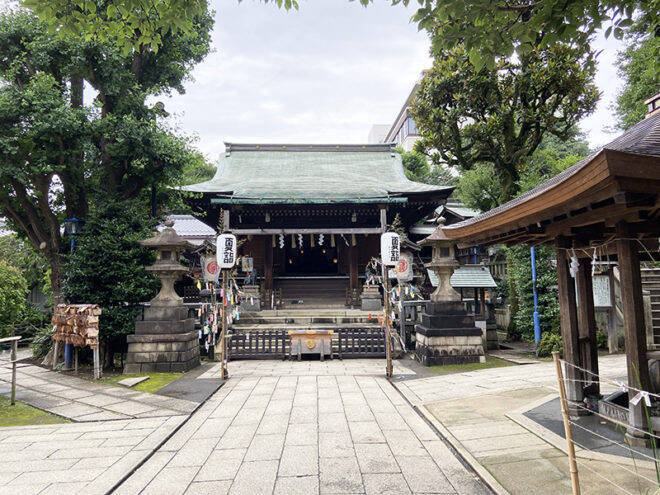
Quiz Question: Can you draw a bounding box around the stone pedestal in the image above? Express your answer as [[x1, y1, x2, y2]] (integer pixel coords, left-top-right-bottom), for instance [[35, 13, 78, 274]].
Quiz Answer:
[[361, 284, 382, 311], [125, 305, 200, 373], [415, 301, 485, 366], [240, 285, 261, 311], [485, 302, 499, 350]]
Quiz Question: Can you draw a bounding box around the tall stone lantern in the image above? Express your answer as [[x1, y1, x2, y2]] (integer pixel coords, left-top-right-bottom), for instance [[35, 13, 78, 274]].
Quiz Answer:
[[414, 219, 485, 366], [140, 220, 192, 307], [124, 220, 201, 374], [420, 217, 461, 303]]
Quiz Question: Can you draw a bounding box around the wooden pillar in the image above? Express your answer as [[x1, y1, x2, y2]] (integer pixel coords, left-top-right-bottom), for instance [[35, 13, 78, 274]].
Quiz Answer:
[[576, 257, 600, 396], [616, 221, 652, 445], [556, 236, 584, 414], [264, 235, 273, 291], [473, 290, 479, 317], [349, 242, 358, 291], [480, 288, 486, 318]]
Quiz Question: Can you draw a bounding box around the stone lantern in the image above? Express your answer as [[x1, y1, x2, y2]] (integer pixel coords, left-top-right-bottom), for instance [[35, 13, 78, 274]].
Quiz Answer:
[[139, 220, 193, 307], [414, 219, 485, 366], [124, 219, 201, 374], [420, 217, 461, 303]]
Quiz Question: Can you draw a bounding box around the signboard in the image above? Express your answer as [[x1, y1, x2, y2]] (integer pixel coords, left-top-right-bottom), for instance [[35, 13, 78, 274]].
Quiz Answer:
[[592, 274, 611, 308], [396, 251, 413, 282], [241, 257, 254, 273], [380, 232, 400, 266], [201, 256, 218, 282], [217, 234, 237, 269]]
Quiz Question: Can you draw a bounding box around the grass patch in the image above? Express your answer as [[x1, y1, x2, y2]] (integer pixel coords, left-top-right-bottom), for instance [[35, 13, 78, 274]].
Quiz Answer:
[[100, 373, 183, 394], [0, 396, 69, 428], [427, 355, 516, 375]]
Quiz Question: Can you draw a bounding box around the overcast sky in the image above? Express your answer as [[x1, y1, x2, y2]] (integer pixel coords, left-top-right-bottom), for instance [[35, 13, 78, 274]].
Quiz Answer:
[[164, 0, 628, 163]]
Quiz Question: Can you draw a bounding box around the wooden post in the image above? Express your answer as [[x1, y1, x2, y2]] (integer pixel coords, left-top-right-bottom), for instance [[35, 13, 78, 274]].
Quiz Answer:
[[52, 340, 59, 370], [555, 236, 584, 414], [74, 347, 79, 375], [382, 263, 393, 378], [221, 270, 229, 380], [264, 235, 274, 292], [93, 347, 100, 380], [553, 351, 581, 495], [575, 257, 600, 396], [607, 269, 618, 353], [10, 337, 17, 406], [349, 243, 358, 292], [616, 221, 651, 445]]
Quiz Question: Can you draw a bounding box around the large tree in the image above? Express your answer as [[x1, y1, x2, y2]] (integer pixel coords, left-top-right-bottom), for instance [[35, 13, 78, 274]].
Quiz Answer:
[[614, 20, 659, 130], [0, 10, 213, 302], [411, 43, 599, 203]]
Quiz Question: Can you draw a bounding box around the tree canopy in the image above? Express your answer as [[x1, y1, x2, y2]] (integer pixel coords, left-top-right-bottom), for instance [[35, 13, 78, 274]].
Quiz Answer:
[[411, 43, 599, 203]]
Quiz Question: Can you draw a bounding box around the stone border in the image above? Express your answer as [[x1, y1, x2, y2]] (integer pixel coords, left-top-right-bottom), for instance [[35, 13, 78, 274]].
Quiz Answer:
[[416, 405, 511, 495], [506, 393, 657, 471]]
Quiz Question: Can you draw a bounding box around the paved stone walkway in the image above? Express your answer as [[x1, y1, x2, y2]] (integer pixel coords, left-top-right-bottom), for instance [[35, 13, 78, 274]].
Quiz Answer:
[[393, 354, 658, 495], [120, 360, 489, 495], [0, 362, 197, 421]]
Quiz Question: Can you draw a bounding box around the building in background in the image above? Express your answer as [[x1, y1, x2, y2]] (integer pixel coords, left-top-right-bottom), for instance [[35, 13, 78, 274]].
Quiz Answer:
[[368, 71, 426, 151]]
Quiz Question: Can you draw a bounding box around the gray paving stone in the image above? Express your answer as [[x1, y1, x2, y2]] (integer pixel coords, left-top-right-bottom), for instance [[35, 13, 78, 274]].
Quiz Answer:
[[320, 456, 364, 494], [354, 443, 400, 474], [362, 473, 411, 495], [319, 412, 349, 433], [118, 376, 150, 387], [195, 448, 245, 481], [396, 455, 455, 493], [229, 459, 278, 495], [169, 438, 217, 467], [275, 475, 320, 495], [142, 466, 198, 495], [185, 480, 232, 494], [244, 433, 285, 461], [216, 424, 257, 449], [285, 422, 318, 446], [257, 413, 290, 434], [278, 444, 319, 477], [385, 430, 427, 457], [349, 421, 386, 443], [319, 431, 354, 458]]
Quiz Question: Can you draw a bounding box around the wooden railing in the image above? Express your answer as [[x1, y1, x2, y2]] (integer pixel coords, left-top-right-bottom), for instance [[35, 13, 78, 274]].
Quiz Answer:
[[336, 328, 385, 358], [228, 330, 287, 360]]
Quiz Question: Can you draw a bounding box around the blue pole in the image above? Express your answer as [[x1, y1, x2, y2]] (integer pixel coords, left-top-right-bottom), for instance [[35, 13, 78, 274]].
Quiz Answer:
[[531, 246, 541, 348], [65, 234, 76, 369]]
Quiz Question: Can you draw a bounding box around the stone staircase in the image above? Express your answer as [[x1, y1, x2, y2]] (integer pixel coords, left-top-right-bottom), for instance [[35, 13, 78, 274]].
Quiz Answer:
[[276, 278, 351, 309], [641, 268, 660, 348]]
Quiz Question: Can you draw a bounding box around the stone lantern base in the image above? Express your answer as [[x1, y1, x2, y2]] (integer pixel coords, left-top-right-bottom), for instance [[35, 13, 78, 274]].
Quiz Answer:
[[124, 305, 200, 374], [415, 301, 485, 366]]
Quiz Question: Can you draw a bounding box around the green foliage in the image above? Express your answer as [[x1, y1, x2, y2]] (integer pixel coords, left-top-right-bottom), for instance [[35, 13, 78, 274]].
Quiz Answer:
[[23, 0, 298, 54], [596, 329, 609, 349], [508, 244, 560, 341], [412, 43, 599, 203], [615, 30, 659, 130], [180, 150, 217, 185], [455, 164, 501, 212], [0, 234, 49, 292], [31, 327, 54, 359], [14, 303, 50, 342], [536, 331, 563, 358], [397, 146, 455, 186], [370, 0, 654, 71], [0, 260, 28, 337], [62, 201, 159, 341]]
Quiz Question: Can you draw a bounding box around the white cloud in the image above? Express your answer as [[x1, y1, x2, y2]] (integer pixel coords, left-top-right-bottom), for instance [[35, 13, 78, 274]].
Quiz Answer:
[[165, 0, 627, 162]]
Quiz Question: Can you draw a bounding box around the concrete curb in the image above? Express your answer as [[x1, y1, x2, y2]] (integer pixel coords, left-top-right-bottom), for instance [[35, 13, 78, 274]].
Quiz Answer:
[[417, 405, 511, 495]]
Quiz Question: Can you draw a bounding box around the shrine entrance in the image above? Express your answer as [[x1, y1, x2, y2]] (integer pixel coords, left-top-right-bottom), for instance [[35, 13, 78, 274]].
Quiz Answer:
[[284, 244, 338, 275]]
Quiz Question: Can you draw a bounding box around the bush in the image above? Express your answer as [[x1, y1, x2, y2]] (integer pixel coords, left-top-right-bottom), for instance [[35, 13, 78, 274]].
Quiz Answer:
[[31, 327, 53, 359], [537, 332, 563, 358], [596, 329, 608, 349], [0, 260, 28, 338]]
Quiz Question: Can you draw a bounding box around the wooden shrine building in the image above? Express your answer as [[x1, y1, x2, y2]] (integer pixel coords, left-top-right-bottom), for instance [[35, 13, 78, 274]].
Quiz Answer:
[[439, 108, 660, 444], [183, 143, 453, 308]]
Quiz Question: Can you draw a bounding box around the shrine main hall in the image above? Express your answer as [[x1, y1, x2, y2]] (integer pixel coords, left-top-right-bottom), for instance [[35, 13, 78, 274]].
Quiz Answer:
[[183, 143, 453, 307]]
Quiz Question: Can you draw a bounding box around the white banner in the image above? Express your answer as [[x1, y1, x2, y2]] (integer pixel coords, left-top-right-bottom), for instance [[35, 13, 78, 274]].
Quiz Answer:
[[396, 250, 413, 282], [201, 256, 218, 282], [380, 232, 400, 266], [217, 234, 237, 269]]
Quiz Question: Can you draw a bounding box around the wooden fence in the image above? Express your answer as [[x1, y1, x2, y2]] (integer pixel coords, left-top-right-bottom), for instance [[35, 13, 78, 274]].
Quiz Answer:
[[228, 330, 287, 360], [336, 328, 386, 358], [227, 328, 386, 360]]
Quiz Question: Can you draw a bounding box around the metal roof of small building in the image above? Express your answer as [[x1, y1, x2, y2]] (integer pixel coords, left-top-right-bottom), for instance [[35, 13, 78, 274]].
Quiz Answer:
[[181, 143, 453, 202], [157, 215, 215, 245], [450, 265, 497, 288]]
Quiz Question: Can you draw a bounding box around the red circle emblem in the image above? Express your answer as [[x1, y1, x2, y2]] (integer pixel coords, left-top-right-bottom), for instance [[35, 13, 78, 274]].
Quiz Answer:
[[206, 261, 218, 274], [397, 258, 408, 273]]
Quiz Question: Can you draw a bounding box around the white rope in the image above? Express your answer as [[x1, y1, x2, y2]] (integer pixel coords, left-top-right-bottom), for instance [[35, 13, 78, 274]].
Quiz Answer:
[[560, 359, 660, 401], [566, 400, 660, 440], [569, 437, 659, 490], [567, 419, 660, 464]]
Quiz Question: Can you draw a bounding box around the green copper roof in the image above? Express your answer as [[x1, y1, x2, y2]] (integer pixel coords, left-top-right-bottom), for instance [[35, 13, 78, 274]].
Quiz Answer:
[[181, 143, 453, 202]]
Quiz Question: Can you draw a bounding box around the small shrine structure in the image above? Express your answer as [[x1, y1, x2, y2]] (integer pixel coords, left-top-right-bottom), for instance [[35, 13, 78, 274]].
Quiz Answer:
[[439, 106, 660, 445]]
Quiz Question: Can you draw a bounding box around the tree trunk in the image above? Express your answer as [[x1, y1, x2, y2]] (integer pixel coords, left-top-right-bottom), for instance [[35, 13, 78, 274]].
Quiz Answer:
[[48, 253, 64, 306]]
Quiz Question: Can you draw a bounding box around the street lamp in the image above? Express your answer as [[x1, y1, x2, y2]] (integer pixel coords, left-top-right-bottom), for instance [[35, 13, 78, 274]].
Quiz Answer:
[[63, 217, 84, 254], [62, 217, 84, 369]]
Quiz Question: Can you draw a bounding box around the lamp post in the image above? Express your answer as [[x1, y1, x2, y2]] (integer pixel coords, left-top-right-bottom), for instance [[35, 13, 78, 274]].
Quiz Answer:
[[531, 246, 542, 350], [62, 217, 84, 369]]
